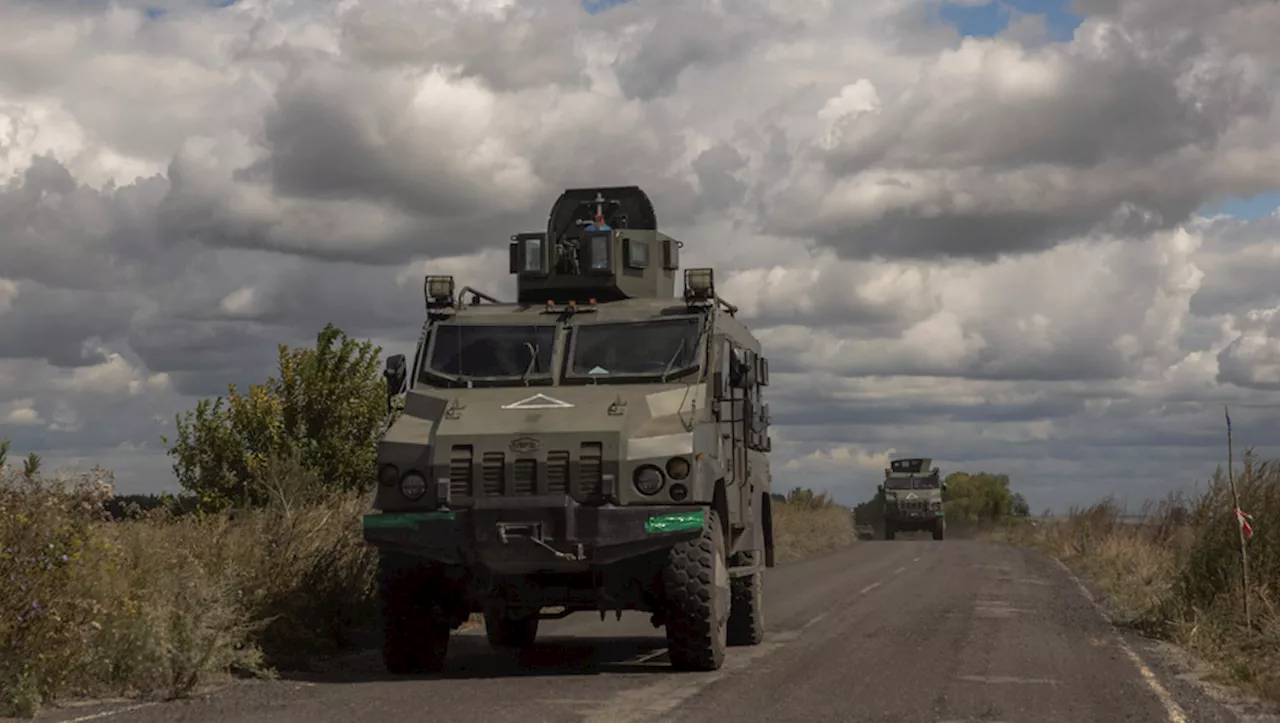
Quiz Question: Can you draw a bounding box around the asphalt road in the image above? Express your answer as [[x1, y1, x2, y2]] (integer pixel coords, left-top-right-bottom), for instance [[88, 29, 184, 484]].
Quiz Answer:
[[26, 539, 1278, 723]]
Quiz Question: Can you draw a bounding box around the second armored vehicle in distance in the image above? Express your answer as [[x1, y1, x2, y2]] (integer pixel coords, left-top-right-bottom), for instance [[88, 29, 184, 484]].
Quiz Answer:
[[363, 185, 775, 674], [878, 457, 946, 541]]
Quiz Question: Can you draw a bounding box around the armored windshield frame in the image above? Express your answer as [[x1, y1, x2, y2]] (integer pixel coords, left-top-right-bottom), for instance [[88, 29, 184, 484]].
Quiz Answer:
[[883, 476, 940, 490], [561, 315, 707, 384], [418, 322, 562, 388]]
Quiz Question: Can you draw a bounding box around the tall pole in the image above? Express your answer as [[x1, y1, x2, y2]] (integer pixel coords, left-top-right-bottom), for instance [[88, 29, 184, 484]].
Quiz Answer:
[[1225, 406, 1250, 629]]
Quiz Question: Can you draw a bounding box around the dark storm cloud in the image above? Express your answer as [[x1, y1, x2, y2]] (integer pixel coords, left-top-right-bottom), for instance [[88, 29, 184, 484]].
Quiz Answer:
[[125, 320, 284, 396], [691, 143, 748, 211], [0, 284, 136, 367], [0, 157, 172, 291]]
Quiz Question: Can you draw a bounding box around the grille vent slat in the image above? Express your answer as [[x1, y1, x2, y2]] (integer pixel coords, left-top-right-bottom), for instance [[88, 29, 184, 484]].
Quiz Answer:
[[578, 442, 603, 498], [546, 450, 569, 494], [448, 445, 473, 498], [513, 459, 536, 495], [482, 452, 504, 495]]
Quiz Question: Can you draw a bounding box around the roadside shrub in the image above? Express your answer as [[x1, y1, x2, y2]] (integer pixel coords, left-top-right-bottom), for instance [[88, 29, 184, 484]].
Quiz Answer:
[[773, 488, 854, 562], [1008, 453, 1280, 703]]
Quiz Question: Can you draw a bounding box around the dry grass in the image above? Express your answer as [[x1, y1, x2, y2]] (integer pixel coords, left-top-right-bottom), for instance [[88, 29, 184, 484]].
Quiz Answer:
[[0, 463, 852, 718], [772, 493, 856, 563], [996, 454, 1280, 704], [0, 461, 377, 718]]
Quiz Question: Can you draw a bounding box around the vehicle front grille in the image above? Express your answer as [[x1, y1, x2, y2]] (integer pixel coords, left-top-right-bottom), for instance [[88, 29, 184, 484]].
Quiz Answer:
[[444, 443, 605, 502]]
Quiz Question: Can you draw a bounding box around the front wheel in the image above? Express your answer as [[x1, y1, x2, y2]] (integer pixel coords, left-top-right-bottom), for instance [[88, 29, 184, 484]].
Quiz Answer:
[[933, 518, 946, 541], [378, 553, 451, 675], [663, 508, 730, 670], [884, 522, 896, 541]]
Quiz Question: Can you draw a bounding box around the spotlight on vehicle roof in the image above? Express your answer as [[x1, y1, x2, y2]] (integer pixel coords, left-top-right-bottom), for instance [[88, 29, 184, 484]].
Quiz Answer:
[[424, 275, 455, 308], [683, 268, 714, 300]]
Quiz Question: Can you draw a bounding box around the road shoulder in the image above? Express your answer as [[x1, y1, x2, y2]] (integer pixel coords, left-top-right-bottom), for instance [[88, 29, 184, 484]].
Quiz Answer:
[[1027, 542, 1280, 723]]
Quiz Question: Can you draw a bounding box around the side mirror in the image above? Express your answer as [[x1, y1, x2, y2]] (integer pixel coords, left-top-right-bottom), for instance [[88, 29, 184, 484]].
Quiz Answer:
[[384, 354, 407, 411], [942, 481, 948, 492]]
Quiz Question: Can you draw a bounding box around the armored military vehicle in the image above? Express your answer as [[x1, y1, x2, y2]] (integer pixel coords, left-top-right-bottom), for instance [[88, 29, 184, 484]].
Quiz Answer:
[[363, 185, 774, 674], [878, 457, 946, 541]]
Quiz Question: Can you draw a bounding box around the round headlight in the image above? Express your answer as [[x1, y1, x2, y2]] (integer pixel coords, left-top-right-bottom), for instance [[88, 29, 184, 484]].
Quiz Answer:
[[400, 472, 427, 500], [632, 465, 665, 496], [379, 464, 400, 487], [665, 457, 690, 480]]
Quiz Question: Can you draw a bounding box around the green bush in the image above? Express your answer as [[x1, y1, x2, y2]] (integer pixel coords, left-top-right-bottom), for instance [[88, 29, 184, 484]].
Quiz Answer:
[[163, 323, 388, 511]]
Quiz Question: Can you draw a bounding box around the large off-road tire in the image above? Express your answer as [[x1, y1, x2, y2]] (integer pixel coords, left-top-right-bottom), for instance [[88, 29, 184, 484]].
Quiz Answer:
[[483, 607, 540, 649], [727, 550, 765, 647], [378, 552, 451, 675], [884, 522, 896, 541], [663, 508, 730, 671], [933, 517, 946, 541]]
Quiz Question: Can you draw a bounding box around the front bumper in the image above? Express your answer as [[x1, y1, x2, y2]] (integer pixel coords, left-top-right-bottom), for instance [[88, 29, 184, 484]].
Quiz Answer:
[[363, 497, 706, 572], [886, 508, 944, 523]]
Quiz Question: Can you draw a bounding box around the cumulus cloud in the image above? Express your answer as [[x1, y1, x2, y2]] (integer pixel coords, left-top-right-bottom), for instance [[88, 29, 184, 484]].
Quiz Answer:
[[0, 0, 1279, 505]]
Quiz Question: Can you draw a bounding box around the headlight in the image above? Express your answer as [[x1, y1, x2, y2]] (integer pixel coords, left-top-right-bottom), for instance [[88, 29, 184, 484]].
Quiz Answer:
[[379, 464, 399, 487], [400, 472, 427, 500], [633, 465, 665, 496], [665, 456, 690, 480]]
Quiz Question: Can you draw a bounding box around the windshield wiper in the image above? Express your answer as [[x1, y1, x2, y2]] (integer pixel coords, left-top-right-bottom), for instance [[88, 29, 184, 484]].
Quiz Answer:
[[660, 338, 686, 383], [521, 342, 539, 385]]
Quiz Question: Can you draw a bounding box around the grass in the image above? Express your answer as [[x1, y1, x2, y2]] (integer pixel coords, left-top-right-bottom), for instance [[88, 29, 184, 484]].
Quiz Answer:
[[772, 490, 856, 563], [0, 464, 854, 718], [995, 452, 1280, 705]]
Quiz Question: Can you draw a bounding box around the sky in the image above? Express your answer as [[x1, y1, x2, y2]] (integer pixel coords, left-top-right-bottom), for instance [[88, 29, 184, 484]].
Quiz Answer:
[[2, 0, 1280, 514]]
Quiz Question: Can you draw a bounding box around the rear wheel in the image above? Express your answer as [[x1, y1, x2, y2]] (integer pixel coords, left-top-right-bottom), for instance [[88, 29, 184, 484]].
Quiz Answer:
[[884, 522, 896, 541], [663, 508, 730, 670], [484, 607, 540, 648], [378, 553, 451, 675], [727, 550, 765, 646]]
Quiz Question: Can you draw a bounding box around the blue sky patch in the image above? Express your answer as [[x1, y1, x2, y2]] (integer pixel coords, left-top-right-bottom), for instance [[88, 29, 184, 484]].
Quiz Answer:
[[939, 0, 1082, 41], [583, 0, 629, 14], [1199, 192, 1280, 220]]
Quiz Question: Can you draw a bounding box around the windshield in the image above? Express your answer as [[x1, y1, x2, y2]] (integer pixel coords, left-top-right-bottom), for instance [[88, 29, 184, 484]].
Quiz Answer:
[[884, 477, 940, 491], [425, 324, 557, 384], [568, 317, 702, 380]]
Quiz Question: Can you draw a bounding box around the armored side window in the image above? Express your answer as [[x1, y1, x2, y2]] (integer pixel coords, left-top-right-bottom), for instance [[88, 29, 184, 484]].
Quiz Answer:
[[582, 233, 613, 274], [624, 238, 650, 269]]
